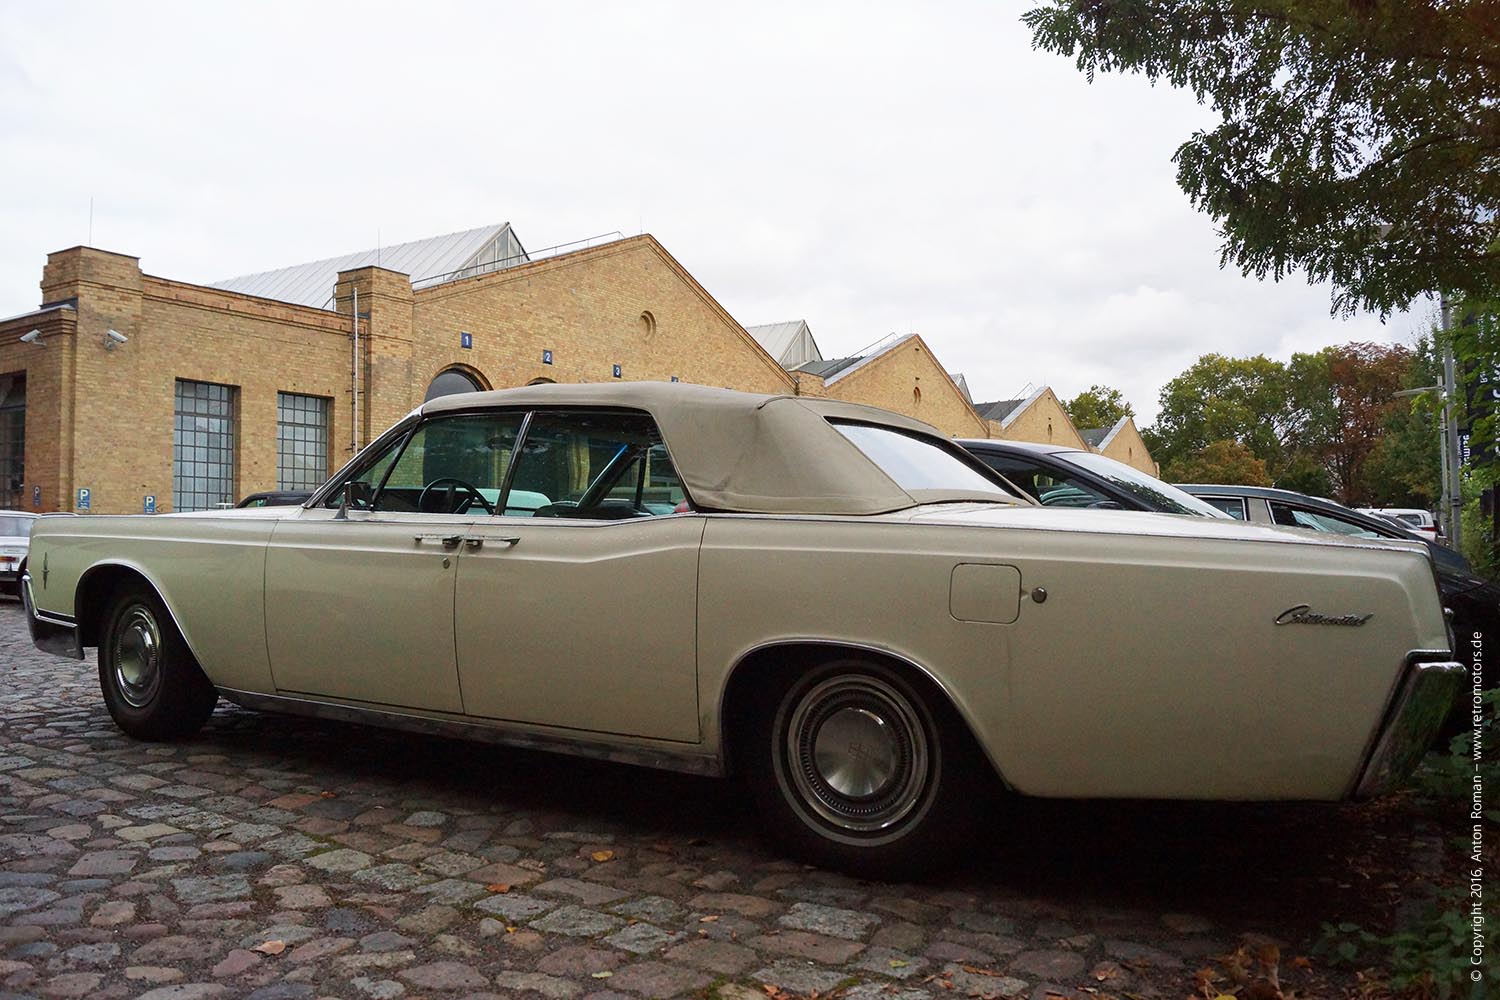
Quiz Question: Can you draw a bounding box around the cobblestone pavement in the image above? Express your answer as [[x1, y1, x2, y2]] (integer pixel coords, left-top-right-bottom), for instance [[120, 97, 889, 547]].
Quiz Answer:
[[0, 601, 1440, 1000]]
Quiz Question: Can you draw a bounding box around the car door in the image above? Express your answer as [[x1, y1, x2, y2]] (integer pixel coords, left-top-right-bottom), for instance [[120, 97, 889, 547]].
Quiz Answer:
[[453, 409, 703, 742], [264, 411, 524, 712]]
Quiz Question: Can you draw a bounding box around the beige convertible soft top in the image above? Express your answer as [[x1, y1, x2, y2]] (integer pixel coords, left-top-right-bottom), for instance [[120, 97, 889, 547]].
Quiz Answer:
[[421, 381, 965, 515]]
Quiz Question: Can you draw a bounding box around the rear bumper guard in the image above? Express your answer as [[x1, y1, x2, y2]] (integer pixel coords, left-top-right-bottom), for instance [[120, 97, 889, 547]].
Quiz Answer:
[[21, 572, 83, 660], [1353, 650, 1463, 799]]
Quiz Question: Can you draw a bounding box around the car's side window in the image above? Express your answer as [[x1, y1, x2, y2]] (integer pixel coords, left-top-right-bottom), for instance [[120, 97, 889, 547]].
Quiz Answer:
[[975, 455, 1111, 508], [503, 411, 686, 519], [371, 413, 525, 514], [1202, 496, 1247, 520], [321, 431, 408, 511], [1270, 502, 1385, 539]]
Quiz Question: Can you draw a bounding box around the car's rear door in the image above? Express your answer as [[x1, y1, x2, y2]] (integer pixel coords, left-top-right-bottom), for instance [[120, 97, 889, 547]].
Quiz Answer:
[[453, 409, 703, 741]]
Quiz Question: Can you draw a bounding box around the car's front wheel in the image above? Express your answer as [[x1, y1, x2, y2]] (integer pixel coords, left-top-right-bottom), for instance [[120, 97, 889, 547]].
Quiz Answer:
[[744, 657, 980, 878], [98, 584, 217, 741]]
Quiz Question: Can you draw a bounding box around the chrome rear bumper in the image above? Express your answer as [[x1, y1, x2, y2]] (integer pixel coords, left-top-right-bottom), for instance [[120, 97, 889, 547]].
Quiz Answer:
[[1353, 651, 1462, 799], [21, 572, 83, 660]]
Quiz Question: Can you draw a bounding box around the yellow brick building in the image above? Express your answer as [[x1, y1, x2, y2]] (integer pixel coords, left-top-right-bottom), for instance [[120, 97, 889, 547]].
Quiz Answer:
[[0, 225, 1153, 514]]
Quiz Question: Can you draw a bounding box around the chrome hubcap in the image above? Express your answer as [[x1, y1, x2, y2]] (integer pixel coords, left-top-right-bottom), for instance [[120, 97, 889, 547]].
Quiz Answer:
[[113, 606, 162, 708], [785, 675, 929, 832]]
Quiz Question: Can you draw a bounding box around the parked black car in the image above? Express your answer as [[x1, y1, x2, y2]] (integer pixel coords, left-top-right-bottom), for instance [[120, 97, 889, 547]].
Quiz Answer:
[[958, 439, 1229, 517], [1179, 484, 1499, 684], [235, 491, 313, 509]]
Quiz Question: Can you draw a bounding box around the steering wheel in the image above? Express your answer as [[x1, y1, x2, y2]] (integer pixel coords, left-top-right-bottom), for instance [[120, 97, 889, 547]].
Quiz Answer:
[[417, 477, 495, 515]]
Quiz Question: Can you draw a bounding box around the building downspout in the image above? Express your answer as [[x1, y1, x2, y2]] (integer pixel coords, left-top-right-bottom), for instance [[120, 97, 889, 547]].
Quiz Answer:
[[352, 286, 360, 455]]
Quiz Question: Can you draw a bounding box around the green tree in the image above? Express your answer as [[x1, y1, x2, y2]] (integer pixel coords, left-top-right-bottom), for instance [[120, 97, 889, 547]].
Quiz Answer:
[[1024, 1, 1500, 316], [1163, 439, 1272, 485], [1448, 298, 1500, 573], [1148, 343, 1412, 500], [1064, 384, 1134, 431], [1149, 353, 1302, 471]]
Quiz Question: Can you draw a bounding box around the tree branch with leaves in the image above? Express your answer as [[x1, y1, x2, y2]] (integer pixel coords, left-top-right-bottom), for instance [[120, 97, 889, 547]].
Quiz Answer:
[[1024, 0, 1500, 316]]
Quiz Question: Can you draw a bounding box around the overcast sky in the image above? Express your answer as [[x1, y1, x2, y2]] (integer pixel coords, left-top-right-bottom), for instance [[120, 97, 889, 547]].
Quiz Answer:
[[0, 1, 1429, 425]]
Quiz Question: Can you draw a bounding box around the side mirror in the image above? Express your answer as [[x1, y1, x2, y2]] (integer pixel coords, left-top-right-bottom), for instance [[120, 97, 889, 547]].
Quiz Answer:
[[334, 481, 372, 520]]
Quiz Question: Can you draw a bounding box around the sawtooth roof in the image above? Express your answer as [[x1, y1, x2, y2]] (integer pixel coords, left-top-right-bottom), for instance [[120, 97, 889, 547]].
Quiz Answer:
[[1079, 426, 1110, 447], [976, 398, 1025, 422], [210, 224, 526, 309], [745, 319, 823, 368]]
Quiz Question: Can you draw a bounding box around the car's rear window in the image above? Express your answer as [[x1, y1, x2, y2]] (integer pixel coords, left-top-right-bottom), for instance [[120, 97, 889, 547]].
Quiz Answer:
[[832, 423, 1012, 497], [0, 516, 34, 537]]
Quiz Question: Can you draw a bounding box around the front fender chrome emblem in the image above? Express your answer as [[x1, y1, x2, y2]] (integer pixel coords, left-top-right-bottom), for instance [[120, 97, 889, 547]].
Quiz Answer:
[[1275, 604, 1373, 627]]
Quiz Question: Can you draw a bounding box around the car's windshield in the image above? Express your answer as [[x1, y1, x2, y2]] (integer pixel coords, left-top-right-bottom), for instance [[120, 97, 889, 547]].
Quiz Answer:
[[1062, 453, 1228, 517], [832, 423, 1015, 499], [0, 515, 34, 537]]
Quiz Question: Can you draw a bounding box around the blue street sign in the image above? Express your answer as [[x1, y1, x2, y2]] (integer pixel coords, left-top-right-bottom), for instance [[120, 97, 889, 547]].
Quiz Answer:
[[670, 376, 680, 383], [542, 349, 553, 365], [612, 364, 622, 379], [460, 331, 473, 349], [77, 488, 90, 511], [144, 495, 156, 515], [31, 485, 40, 508]]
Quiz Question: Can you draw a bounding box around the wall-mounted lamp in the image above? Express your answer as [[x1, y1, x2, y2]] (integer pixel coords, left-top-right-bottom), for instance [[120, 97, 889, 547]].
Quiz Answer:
[[105, 329, 128, 351], [18, 329, 42, 345]]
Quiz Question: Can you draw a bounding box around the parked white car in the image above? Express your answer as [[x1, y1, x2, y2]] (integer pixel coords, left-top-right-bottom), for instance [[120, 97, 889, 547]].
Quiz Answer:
[[0, 510, 37, 595], [1359, 507, 1442, 543], [21, 383, 1463, 875]]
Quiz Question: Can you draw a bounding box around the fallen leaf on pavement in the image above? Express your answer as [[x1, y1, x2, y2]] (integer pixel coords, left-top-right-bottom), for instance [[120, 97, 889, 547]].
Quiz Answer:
[[591, 971, 612, 979], [252, 940, 285, 955], [591, 850, 614, 862], [700, 914, 719, 922], [486, 883, 510, 893]]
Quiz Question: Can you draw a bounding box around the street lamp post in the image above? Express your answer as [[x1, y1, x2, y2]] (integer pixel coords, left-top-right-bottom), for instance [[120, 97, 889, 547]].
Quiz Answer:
[[1441, 295, 1465, 551], [1394, 298, 1466, 550]]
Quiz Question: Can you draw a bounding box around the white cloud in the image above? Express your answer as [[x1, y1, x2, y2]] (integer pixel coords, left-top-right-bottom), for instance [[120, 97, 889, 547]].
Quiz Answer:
[[0, 1, 1423, 424]]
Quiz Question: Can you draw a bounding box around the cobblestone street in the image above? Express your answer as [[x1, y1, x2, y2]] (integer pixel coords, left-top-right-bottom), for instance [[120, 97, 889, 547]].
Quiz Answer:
[[0, 601, 1446, 1000]]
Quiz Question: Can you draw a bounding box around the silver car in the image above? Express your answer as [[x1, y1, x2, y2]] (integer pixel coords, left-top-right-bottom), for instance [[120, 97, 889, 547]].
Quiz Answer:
[[21, 383, 1461, 875]]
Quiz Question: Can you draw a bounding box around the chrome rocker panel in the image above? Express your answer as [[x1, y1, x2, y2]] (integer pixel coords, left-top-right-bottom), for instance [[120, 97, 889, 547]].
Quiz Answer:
[[216, 687, 724, 777]]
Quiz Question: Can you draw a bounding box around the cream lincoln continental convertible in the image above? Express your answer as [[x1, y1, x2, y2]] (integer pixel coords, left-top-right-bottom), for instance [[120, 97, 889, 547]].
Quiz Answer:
[[23, 383, 1461, 874]]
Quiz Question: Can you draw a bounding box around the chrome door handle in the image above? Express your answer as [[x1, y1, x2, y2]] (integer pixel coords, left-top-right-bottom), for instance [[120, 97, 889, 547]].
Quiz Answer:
[[466, 535, 520, 550], [413, 533, 464, 549]]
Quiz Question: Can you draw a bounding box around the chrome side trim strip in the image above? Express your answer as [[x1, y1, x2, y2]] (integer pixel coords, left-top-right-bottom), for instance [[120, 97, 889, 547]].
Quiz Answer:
[[21, 572, 82, 660], [215, 687, 723, 777], [1351, 650, 1463, 799]]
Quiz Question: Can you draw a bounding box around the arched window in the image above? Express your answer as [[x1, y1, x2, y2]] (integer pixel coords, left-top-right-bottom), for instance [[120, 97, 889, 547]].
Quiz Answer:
[[424, 368, 484, 402], [527, 377, 556, 386]]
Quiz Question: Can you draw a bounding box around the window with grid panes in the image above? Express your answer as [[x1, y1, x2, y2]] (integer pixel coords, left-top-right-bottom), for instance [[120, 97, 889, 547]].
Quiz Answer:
[[0, 374, 24, 509], [173, 380, 236, 511], [276, 393, 329, 491]]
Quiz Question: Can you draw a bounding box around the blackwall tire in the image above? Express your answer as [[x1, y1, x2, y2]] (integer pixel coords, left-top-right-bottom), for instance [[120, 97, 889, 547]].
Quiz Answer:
[[744, 657, 980, 879], [98, 584, 217, 741]]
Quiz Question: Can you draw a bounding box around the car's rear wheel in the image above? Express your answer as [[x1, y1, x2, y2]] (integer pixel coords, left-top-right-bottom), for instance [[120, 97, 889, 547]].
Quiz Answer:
[[743, 656, 979, 878], [98, 584, 217, 741]]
